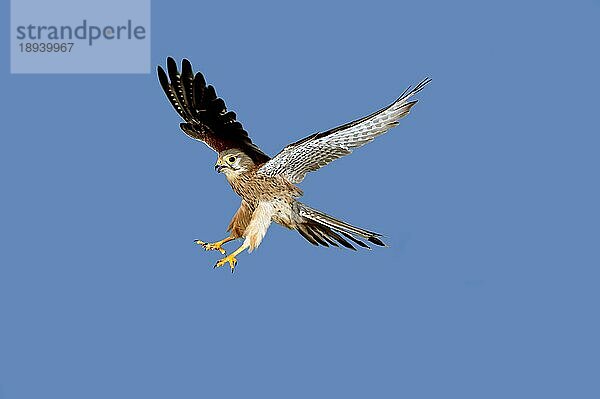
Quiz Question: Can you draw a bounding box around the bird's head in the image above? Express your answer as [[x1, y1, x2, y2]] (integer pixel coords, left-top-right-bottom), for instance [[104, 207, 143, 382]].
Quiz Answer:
[[215, 149, 254, 178]]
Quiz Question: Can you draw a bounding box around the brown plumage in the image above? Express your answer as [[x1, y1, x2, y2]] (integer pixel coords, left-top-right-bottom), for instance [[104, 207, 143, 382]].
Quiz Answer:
[[158, 58, 430, 271], [227, 200, 252, 239]]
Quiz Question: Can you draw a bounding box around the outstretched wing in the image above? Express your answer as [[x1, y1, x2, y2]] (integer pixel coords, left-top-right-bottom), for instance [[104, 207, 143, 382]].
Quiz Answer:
[[258, 78, 431, 183], [157, 57, 270, 164]]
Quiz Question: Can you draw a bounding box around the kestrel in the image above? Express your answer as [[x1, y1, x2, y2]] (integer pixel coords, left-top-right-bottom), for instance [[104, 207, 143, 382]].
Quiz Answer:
[[158, 58, 430, 272]]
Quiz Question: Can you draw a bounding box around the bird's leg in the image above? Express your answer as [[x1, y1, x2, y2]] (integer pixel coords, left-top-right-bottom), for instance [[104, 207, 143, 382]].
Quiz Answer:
[[194, 235, 235, 255], [214, 242, 249, 273]]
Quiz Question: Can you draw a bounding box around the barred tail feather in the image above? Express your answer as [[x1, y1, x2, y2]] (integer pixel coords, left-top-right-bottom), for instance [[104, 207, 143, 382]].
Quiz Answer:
[[297, 203, 386, 250]]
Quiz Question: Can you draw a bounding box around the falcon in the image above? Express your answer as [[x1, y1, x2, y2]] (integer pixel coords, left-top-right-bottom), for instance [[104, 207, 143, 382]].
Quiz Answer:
[[158, 57, 430, 272]]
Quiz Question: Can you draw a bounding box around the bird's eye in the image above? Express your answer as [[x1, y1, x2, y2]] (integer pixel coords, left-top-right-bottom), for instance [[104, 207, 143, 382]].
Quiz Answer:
[[228, 156, 236, 164]]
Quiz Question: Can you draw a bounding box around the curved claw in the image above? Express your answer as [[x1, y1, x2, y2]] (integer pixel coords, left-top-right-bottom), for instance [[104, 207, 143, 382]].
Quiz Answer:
[[194, 239, 227, 255], [214, 254, 238, 273]]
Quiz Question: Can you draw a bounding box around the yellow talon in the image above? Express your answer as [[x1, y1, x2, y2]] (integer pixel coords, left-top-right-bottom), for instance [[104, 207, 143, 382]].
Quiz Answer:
[[194, 239, 227, 255], [215, 254, 238, 273]]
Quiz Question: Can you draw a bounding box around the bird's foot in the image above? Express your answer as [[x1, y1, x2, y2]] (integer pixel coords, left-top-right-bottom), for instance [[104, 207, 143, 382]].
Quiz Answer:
[[194, 239, 227, 255], [214, 254, 238, 273]]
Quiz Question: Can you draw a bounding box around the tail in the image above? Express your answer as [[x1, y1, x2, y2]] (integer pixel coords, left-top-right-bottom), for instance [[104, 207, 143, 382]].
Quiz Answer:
[[295, 203, 386, 250]]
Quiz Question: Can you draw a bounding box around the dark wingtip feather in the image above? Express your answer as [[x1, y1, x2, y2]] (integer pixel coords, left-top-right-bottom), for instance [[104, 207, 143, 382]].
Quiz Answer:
[[317, 229, 339, 247], [397, 77, 431, 103], [297, 227, 319, 246], [340, 241, 357, 251], [179, 59, 195, 114], [205, 85, 217, 101], [182, 58, 192, 74], [341, 232, 371, 250], [412, 77, 432, 95], [192, 72, 206, 107], [304, 226, 327, 246], [325, 229, 356, 251], [157, 65, 168, 86], [194, 72, 206, 89], [166, 57, 178, 76], [368, 236, 386, 247], [157, 63, 190, 121], [305, 226, 329, 247]]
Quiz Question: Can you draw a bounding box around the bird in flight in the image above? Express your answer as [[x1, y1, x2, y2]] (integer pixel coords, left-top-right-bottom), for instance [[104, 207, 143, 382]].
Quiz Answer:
[[158, 58, 430, 272]]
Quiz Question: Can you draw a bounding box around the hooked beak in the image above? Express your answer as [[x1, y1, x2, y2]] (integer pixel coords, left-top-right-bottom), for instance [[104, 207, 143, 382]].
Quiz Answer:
[[215, 164, 225, 173]]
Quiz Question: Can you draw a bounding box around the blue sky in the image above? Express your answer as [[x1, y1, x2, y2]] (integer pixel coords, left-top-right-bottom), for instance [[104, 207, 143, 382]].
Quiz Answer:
[[1, 1, 599, 398]]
